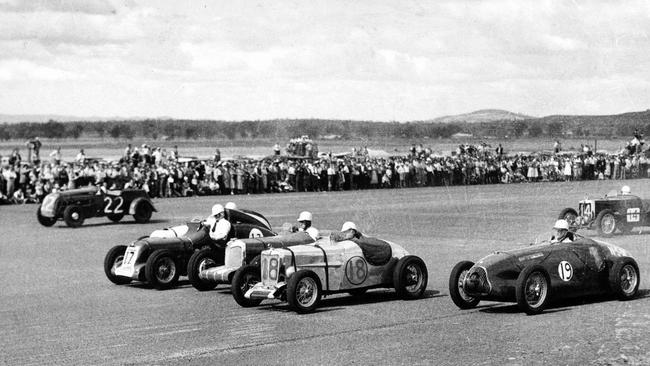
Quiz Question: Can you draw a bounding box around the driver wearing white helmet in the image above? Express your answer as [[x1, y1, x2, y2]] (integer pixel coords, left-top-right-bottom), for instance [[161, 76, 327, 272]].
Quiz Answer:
[[225, 202, 237, 210], [550, 219, 573, 243], [621, 185, 631, 195], [206, 204, 232, 242], [295, 211, 319, 240], [332, 221, 363, 241]]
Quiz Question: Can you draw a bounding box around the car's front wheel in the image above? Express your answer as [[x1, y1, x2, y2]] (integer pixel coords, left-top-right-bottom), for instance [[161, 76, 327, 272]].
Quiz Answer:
[[287, 270, 322, 313], [609, 257, 640, 300], [393, 255, 428, 299], [231, 265, 263, 307], [188, 248, 222, 291], [448, 261, 480, 309], [595, 209, 617, 237], [103, 245, 132, 285], [145, 250, 179, 290], [558, 207, 578, 227], [515, 265, 551, 315], [37, 206, 56, 227], [63, 205, 85, 228], [133, 202, 153, 223]]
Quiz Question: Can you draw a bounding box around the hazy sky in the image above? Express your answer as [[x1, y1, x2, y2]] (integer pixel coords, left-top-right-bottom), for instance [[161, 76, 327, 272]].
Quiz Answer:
[[1, 0, 649, 121]]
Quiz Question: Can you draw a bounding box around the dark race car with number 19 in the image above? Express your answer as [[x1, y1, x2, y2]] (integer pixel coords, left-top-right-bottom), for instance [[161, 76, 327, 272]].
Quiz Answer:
[[37, 186, 155, 228], [558, 187, 650, 236], [449, 234, 640, 315]]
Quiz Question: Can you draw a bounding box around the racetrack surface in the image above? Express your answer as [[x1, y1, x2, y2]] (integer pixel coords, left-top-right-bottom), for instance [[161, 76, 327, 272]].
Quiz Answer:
[[2, 180, 649, 365]]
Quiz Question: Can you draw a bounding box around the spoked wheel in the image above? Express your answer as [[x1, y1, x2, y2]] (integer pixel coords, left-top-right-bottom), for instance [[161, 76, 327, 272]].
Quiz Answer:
[[596, 209, 616, 237], [188, 248, 222, 291], [516, 265, 551, 315], [393, 255, 428, 299], [449, 261, 480, 309], [287, 270, 322, 313], [231, 265, 263, 307], [145, 250, 179, 290], [609, 257, 640, 300], [558, 208, 578, 228]]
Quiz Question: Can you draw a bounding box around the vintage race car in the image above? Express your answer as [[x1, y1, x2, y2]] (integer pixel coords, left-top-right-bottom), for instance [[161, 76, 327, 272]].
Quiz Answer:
[[37, 186, 155, 227], [104, 208, 275, 290], [558, 190, 650, 236], [449, 234, 640, 315], [232, 233, 428, 313], [188, 231, 316, 291]]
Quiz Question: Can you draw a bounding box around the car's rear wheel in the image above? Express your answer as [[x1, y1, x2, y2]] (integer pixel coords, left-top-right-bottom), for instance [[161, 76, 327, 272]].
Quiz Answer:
[[449, 260, 480, 309], [393, 255, 428, 299], [63, 205, 85, 228], [287, 270, 322, 313], [107, 213, 124, 223], [595, 209, 616, 237], [188, 248, 222, 291], [558, 208, 578, 227], [133, 202, 153, 223], [231, 265, 263, 307], [145, 249, 179, 290], [104, 245, 132, 285], [609, 257, 640, 300], [516, 265, 551, 315], [37, 206, 56, 227]]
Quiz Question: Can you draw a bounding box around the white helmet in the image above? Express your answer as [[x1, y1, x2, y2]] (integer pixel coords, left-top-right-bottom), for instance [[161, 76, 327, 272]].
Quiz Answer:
[[553, 219, 569, 230], [621, 185, 631, 195], [297, 211, 312, 222], [211, 204, 224, 216], [341, 221, 357, 232], [225, 202, 237, 210]]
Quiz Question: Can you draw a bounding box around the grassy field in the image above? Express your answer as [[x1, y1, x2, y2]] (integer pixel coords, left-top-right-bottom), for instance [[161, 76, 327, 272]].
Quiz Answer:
[[0, 136, 626, 162]]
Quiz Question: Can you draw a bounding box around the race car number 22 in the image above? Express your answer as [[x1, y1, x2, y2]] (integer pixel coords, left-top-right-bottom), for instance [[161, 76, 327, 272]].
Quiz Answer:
[[103, 197, 124, 214], [557, 261, 573, 281]]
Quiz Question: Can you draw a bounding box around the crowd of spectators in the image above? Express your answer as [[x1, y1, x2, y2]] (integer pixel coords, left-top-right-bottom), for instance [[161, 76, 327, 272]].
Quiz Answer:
[[1, 134, 649, 205]]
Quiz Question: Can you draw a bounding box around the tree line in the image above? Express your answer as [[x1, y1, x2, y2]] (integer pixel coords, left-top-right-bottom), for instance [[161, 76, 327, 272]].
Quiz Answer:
[[1, 112, 649, 141]]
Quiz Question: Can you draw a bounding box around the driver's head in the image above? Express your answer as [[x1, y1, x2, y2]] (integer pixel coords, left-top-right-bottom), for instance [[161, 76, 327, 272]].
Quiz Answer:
[[553, 219, 570, 240], [621, 185, 631, 195], [211, 204, 225, 219], [297, 211, 312, 230], [225, 202, 237, 210]]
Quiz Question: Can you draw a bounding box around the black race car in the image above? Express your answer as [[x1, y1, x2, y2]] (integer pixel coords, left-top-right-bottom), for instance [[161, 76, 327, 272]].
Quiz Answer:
[[558, 189, 650, 236], [104, 208, 275, 290], [37, 187, 155, 228]]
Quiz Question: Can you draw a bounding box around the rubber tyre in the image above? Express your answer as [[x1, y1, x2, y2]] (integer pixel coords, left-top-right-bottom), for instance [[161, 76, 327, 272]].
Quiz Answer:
[[104, 245, 132, 285], [393, 255, 428, 300], [609, 257, 640, 300], [595, 209, 616, 237], [145, 249, 179, 290], [63, 205, 85, 228], [133, 202, 153, 223], [37, 206, 56, 227], [107, 213, 124, 223], [558, 208, 578, 227], [231, 265, 263, 307], [448, 260, 480, 309], [287, 270, 322, 313], [188, 248, 223, 291], [515, 265, 551, 315]]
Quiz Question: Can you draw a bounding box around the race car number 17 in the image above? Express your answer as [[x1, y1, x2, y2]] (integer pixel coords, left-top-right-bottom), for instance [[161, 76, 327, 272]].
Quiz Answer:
[[557, 261, 573, 281]]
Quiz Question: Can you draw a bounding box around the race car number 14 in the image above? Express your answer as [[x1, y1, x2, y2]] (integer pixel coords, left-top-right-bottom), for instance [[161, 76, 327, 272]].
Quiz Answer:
[[558, 261, 573, 281]]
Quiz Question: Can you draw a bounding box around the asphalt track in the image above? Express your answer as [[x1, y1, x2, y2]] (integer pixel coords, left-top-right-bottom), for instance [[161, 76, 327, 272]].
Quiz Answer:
[[2, 180, 649, 365]]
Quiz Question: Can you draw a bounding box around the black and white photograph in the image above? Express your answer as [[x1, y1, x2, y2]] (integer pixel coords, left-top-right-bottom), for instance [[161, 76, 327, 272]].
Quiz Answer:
[[1, 1, 649, 365]]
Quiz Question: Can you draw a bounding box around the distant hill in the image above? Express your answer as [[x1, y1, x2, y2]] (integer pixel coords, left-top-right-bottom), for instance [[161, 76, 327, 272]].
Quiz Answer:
[[430, 109, 534, 123]]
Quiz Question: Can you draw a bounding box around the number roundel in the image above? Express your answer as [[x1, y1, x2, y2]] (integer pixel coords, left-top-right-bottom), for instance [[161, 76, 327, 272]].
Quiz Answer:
[[249, 228, 263, 238], [345, 256, 368, 285], [557, 260, 573, 281]]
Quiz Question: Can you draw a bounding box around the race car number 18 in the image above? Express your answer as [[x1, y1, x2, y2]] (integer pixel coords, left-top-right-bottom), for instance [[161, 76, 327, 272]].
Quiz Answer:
[[557, 261, 573, 281]]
